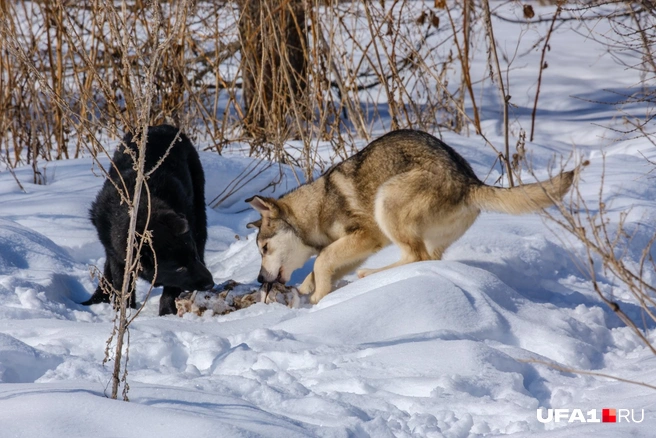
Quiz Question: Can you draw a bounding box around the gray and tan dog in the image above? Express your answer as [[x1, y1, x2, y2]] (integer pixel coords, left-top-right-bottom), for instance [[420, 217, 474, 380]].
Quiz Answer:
[[246, 129, 575, 304]]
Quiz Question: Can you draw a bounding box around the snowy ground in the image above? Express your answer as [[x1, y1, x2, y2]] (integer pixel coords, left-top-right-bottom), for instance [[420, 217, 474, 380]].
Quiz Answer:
[[2, 4, 656, 437]]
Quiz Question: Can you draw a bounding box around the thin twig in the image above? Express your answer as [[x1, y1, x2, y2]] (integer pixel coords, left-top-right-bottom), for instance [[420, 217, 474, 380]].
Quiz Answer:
[[530, 4, 562, 142]]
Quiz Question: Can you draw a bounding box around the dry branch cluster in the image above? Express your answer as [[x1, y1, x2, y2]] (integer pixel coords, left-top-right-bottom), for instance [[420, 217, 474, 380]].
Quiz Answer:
[[0, 0, 510, 179], [1, 1, 653, 176]]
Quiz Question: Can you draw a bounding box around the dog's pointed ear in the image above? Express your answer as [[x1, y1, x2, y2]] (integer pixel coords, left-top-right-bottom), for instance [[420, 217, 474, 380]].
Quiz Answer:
[[173, 214, 190, 235], [140, 248, 154, 264], [245, 196, 278, 217], [159, 210, 189, 235], [246, 219, 262, 230]]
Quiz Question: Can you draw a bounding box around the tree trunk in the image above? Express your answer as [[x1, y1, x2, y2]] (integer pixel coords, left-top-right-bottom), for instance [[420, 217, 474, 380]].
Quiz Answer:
[[238, 0, 308, 146]]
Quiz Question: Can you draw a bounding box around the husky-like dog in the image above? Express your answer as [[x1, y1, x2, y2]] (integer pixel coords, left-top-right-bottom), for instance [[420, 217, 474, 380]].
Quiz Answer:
[[246, 130, 574, 304]]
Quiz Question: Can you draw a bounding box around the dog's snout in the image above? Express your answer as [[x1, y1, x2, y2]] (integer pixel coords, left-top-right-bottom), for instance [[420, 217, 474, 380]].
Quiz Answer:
[[199, 273, 214, 290], [195, 262, 214, 290], [258, 267, 280, 284]]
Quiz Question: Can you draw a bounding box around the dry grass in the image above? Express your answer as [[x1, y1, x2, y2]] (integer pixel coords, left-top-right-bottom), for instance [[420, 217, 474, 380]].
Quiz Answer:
[[1, 2, 653, 178], [0, 1, 503, 181]]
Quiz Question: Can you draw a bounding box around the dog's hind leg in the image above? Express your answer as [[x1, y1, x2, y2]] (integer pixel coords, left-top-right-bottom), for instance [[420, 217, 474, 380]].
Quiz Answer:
[[357, 170, 469, 278], [81, 257, 136, 307], [356, 240, 430, 278], [333, 259, 368, 284], [422, 204, 480, 262], [81, 259, 115, 305], [358, 207, 478, 278]]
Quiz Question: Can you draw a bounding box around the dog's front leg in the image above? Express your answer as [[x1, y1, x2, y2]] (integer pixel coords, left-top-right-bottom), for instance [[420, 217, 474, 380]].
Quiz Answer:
[[160, 286, 183, 316], [298, 271, 315, 296], [307, 232, 381, 304]]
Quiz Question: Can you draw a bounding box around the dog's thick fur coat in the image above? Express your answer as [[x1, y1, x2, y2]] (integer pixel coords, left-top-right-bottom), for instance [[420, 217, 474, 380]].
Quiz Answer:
[[247, 129, 575, 304], [82, 125, 214, 315]]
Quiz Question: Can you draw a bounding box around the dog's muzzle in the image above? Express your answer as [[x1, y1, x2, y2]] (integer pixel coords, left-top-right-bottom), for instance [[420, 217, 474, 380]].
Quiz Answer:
[[257, 268, 283, 284]]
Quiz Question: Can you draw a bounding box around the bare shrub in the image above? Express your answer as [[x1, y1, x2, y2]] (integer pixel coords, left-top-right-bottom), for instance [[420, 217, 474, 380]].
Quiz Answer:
[[1, 1, 504, 180], [529, 1, 656, 354], [543, 158, 656, 356], [0, 0, 191, 400]]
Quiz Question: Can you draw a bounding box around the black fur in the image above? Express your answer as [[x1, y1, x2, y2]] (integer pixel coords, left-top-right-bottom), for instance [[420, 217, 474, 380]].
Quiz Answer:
[[82, 125, 214, 315]]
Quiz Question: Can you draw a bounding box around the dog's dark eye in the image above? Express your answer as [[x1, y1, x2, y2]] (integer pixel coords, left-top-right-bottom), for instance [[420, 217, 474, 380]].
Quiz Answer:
[[262, 244, 268, 254], [176, 267, 188, 273]]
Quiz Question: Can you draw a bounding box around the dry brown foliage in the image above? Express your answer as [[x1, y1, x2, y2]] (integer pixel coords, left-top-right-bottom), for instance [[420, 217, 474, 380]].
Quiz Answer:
[[0, 1, 506, 181]]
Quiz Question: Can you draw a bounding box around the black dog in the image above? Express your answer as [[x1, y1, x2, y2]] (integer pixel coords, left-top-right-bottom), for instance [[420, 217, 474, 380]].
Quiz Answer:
[[82, 125, 214, 315]]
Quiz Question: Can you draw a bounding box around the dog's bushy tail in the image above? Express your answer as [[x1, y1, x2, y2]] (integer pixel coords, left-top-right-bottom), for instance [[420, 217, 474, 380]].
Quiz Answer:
[[469, 170, 575, 215]]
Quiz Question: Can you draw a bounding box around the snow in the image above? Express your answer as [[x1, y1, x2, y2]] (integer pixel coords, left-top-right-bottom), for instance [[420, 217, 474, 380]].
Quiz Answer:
[[2, 3, 656, 437]]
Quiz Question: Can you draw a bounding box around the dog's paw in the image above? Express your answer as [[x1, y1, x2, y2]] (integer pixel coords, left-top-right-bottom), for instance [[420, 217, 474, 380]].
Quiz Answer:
[[356, 268, 374, 278], [298, 273, 315, 295], [309, 287, 330, 304]]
